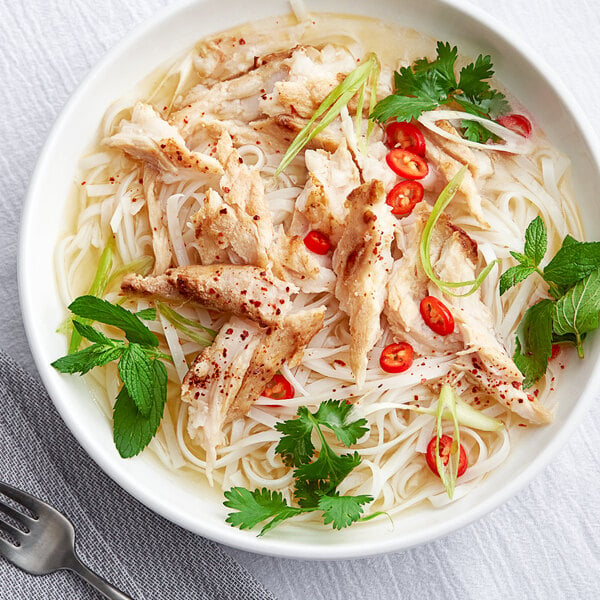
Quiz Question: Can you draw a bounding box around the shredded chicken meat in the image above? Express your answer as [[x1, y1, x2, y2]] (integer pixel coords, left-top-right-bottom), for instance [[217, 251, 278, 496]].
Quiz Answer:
[[386, 203, 551, 424], [181, 307, 324, 476], [121, 265, 297, 326], [333, 180, 395, 387]]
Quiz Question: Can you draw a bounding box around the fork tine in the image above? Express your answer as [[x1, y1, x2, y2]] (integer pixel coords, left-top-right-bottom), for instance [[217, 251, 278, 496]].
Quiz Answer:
[[0, 498, 36, 528], [0, 535, 20, 561], [0, 517, 26, 545], [0, 481, 38, 515]]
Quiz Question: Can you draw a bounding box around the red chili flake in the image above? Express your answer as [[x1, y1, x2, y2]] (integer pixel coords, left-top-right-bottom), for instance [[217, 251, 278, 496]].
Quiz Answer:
[[253, 215, 260, 220], [239, 38, 246, 45], [334, 360, 346, 367], [80, 181, 86, 185], [222, 186, 231, 194], [225, 328, 233, 335]]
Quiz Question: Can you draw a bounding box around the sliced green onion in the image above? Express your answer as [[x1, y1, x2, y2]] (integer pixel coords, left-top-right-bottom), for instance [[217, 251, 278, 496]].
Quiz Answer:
[[420, 165, 499, 297], [156, 302, 217, 347], [274, 53, 379, 176], [108, 255, 154, 286], [366, 56, 380, 142], [435, 384, 461, 499], [67, 241, 114, 353], [405, 394, 504, 432]]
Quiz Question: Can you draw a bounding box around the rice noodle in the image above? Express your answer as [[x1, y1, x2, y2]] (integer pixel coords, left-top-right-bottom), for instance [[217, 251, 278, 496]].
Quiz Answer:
[[54, 13, 580, 528]]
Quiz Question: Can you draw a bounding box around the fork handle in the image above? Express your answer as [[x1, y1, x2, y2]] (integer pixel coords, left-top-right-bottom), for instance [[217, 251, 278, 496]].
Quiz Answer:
[[67, 556, 133, 600]]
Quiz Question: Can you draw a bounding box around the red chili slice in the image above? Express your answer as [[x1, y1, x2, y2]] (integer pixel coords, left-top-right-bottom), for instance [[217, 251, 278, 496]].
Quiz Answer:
[[380, 342, 414, 373], [420, 296, 454, 336], [386, 181, 424, 216], [497, 114, 532, 138], [386, 148, 429, 179], [426, 435, 468, 477], [262, 374, 295, 401], [385, 122, 426, 156], [303, 230, 331, 255]]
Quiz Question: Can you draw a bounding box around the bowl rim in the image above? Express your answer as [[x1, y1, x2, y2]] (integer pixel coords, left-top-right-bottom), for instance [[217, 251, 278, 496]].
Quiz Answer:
[[18, 0, 600, 560]]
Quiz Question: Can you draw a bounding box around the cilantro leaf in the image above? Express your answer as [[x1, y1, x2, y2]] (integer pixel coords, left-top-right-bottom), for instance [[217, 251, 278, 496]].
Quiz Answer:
[[112, 360, 167, 458], [524, 216, 547, 266], [223, 488, 303, 535], [294, 478, 332, 508], [458, 54, 493, 96], [314, 400, 368, 447], [225, 400, 374, 535], [460, 119, 498, 144], [275, 406, 316, 467], [68, 295, 158, 347], [513, 300, 554, 387], [318, 493, 373, 530], [370, 93, 440, 124], [483, 89, 511, 119], [411, 41, 458, 89], [118, 343, 158, 417], [371, 42, 511, 140], [294, 449, 361, 490], [51, 343, 124, 375], [553, 267, 600, 357], [499, 265, 536, 296], [543, 236, 600, 292]]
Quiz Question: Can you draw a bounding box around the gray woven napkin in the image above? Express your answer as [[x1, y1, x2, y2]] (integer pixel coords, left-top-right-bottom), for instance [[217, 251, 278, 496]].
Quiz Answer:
[[0, 349, 276, 600]]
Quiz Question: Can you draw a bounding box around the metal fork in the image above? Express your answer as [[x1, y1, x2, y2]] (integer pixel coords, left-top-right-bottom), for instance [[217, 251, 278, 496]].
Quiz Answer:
[[0, 480, 133, 599]]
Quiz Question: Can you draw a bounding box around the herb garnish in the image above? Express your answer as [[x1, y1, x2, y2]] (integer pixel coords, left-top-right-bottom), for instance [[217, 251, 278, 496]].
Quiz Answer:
[[52, 295, 171, 457], [500, 217, 600, 384], [274, 53, 380, 175], [371, 42, 510, 143], [224, 400, 380, 534], [420, 166, 499, 296]]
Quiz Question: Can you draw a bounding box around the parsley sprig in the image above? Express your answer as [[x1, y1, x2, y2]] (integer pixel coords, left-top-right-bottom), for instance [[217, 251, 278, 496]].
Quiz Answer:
[[500, 217, 600, 385], [224, 400, 380, 535], [52, 295, 170, 457], [371, 42, 510, 143]]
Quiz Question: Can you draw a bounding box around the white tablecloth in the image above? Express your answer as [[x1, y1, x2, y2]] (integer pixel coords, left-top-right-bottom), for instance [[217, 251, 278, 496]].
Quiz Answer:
[[1, 0, 599, 598]]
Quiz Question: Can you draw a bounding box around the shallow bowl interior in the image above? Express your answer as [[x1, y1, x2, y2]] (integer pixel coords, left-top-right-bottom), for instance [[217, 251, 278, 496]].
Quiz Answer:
[[19, 0, 600, 559]]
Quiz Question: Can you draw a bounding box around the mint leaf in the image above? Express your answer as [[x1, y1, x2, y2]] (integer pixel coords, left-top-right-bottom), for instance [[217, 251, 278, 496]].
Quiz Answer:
[[72, 320, 113, 345], [274, 406, 316, 467], [318, 493, 373, 530], [499, 265, 536, 296], [510, 250, 531, 265], [543, 236, 600, 291], [513, 299, 554, 388], [118, 343, 157, 417], [51, 343, 124, 375], [113, 360, 167, 458], [223, 488, 303, 534], [69, 295, 158, 347], [553, 267, 600, 356], [313, 400, 368, 447], [135, 308, 157, 320], [524, 216, 547, 265]]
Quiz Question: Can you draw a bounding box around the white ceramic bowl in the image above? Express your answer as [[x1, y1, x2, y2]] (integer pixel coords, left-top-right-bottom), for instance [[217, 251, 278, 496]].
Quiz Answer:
[[19, 0, 600, 559]]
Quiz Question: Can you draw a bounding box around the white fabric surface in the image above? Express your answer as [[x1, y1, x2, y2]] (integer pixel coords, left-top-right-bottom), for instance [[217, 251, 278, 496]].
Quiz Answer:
[[1, 0, 599, 598]]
